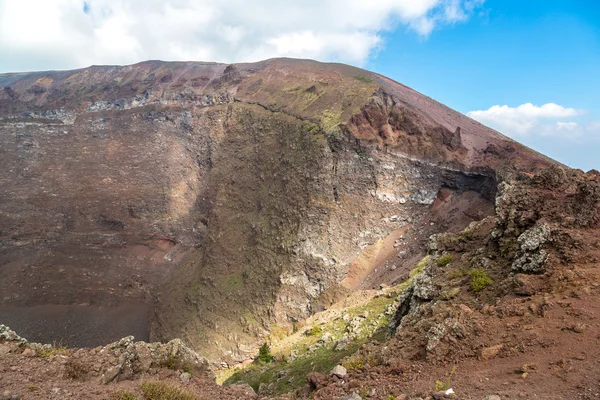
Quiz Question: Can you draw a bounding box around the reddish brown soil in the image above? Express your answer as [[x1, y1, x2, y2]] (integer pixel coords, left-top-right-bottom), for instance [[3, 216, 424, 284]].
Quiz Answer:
[[0, 351, 262, 400]]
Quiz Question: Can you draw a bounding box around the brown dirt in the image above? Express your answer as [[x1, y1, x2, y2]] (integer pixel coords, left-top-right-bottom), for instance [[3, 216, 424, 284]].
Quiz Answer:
[[0, 349, 262, 399]]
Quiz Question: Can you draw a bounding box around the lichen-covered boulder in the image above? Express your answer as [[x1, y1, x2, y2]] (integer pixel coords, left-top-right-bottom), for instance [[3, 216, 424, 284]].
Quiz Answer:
[[512, 224, 550, 273]]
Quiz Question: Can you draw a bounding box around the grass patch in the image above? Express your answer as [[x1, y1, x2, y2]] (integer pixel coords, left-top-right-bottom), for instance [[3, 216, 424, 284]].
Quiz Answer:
[[410, 255, 430, 278], [437, 254, 453, 267], [159, 354, 192, 373], [226, 341, 361, 394], [140, 381, 200, 400], [224, 292, 397, 394], [447, 269, 467, 280], [341, 352, 382, 371], [111, 391, 138, 400], [269, 324, 291, 342], [38, 344, 67, 358], [456, 229, 474, 242], [354, 75, 373, 83], [305, 325, 322, 337], [468, 268, 493, 292]]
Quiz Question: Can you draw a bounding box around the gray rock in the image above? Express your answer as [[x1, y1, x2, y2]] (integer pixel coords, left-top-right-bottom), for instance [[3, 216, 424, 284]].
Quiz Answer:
[[339, 393, 361, 400], [101, 365, 121, 384], [180, 372, 191, 382], [334, 337, 349, 351], [483, 396, 501, 400], [512, 250, 548, 273], [229, 383, 256, 396], [518, 224, 549, 252], [512, 224, 550, 273], [412, 274, 435, 300], [331, 364, 347, 378], [411, 189, 437, 205], [0, 325, 27, 344]]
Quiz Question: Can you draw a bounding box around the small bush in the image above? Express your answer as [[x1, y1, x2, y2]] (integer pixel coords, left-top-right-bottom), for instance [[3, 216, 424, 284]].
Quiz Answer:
[[468, 268, 493, 292], [111, 391, 138, 400], [456, 229, 474, 242], [447, 269, 466, 280], [65, 358, 89, 380], [437, 254, 453, 267], [434, 366, 456, 392], [258, 342, 274, 363], [140, 381, 200, 400], [435, 379, 450, 391], [305, 325, 322, 337], [342, 354, 365, 371]]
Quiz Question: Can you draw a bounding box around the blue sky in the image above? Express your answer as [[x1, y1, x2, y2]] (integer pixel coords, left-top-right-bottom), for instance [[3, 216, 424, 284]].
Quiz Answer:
[[369, 0, 600, 170], [0, 0, 598, 170]]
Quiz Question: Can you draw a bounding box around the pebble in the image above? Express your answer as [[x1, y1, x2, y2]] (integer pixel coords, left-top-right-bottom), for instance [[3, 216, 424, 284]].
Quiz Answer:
[[180, 372, 191, 382], [331, 365, 347, 378], [1, 391, 19, 400]]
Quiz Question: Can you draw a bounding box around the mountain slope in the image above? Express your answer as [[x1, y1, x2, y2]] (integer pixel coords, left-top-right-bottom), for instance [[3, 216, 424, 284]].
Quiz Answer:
[[0, 58, 554, 362]]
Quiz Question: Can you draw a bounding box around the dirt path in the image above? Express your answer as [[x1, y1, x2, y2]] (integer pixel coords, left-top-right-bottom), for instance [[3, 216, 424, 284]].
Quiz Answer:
[[339, 226, 410, 291]]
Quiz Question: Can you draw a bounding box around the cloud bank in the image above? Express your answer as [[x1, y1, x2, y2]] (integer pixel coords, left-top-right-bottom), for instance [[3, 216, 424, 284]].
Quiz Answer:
[[467, 103, 598, 139], [0, 0, 484, 72]]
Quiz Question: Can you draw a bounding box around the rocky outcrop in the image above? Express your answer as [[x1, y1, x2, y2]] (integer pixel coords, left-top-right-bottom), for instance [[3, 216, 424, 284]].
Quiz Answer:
[[382, 166, 600, 366], [511, 224, 549, 273], [0, 325, 212, 384]]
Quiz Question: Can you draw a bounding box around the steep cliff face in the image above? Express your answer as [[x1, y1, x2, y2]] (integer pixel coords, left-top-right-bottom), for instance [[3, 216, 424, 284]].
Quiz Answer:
[[0, 59, 553, 360]]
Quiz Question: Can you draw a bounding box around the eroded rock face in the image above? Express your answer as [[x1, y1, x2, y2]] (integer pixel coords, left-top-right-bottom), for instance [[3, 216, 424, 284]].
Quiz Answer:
[[0, 59, 553, 361]]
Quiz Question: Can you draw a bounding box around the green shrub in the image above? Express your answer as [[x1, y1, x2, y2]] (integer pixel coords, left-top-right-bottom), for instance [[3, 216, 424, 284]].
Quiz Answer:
[[305, 325, 322, 337], [342, 354, 365, 371], [140, 381, 200, 400], [258, 342, 274, 363], [468, 268, 493, 292], [437, 254, 453, 267]]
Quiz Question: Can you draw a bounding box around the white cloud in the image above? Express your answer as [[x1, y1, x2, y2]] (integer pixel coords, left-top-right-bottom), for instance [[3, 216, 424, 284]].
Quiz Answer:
[[0, 0, 485, 72], [467, 103, 587, 136]]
